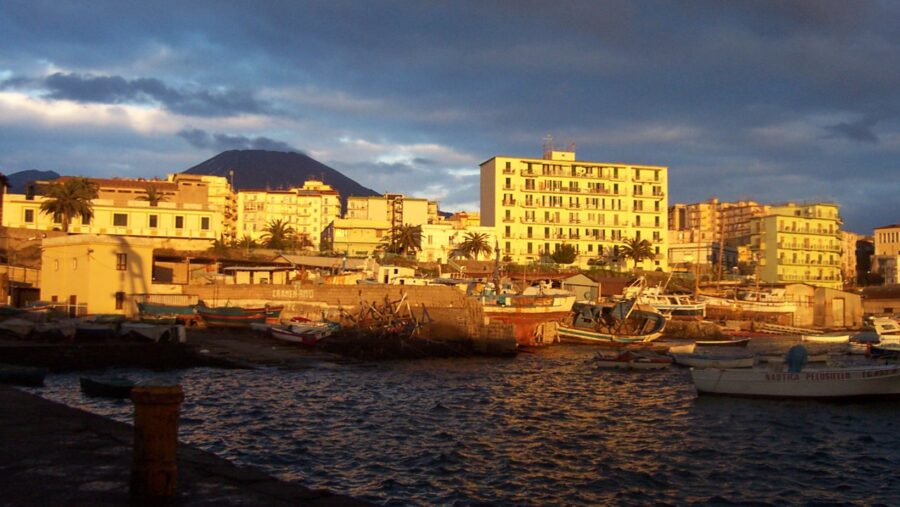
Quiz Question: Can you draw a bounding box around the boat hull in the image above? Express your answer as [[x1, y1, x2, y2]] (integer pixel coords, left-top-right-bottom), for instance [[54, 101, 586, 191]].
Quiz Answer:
[[483, 309, 573, 346], [80, 377, 135, 398], [137, 302, 195, 316], [558, 324, 662, 345], [671, 354, 755, 369], [270, 323, 337, 346], [198, 311, 266, 328], [692, 365, 900, 398], [801, 334, 850, 344]]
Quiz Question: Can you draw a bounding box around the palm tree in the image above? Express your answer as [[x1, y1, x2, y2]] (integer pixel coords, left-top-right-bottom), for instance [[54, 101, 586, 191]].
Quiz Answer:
[[260, 219, 294, 250], [620, 237, 655, 270], [234, 235, 258, 256], [455, 232, 493, 260], [136, 185, 167, 206], [39, 178, 99, 232], [550, 243, 578, 264], [384, 224, 422, 257], [0, 173, 9, 226]]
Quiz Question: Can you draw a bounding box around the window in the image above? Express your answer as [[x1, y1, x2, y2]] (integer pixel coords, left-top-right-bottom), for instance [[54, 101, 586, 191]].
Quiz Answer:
[[24, 209, 34, 223], [149, 215, 158, 228], [116, 253, 127, 271], [72, 258, 78, 270], [175, 216, 184, 229], [115, 292, 125, 310], [54, 260, 59, 271], [201, 217, 210, 230], [113, 213, 128, 227]]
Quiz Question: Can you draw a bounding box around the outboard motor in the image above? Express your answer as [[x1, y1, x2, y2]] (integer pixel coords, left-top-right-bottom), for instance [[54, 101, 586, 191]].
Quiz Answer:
[[785, 344, 809, 373]]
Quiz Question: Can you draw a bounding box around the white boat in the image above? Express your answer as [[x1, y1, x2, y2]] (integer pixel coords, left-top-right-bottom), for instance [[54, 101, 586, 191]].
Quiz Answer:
[[668, 343, 755, 368], [558, 298, 667, 345], [801, 333, 850, 344], [622, 277, 706, 318], [691, 364, 900, 398], [269, 321, 340, 346], [119, 322, 185, 343], [702, 288, 797, 314], [595, 349, 672, 370], [758, 353, 829, 364]]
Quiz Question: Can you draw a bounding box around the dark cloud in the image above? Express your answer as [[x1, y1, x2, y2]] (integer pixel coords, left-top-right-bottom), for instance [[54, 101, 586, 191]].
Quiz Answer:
[[823, 118, 880, 143], [176, 129, 296, 152], [38, 72, 269, 117]]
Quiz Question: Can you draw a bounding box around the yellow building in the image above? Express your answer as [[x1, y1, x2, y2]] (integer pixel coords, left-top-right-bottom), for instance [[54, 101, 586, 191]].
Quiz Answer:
[[480, 147, 668, 268], [749, 203, 843, 289], [872, 224, 900, 285], [321, 218, 392, 256], [236, 180, 341, 249], [419, 223, 498, 263], [3, 174, 233, 247], [840, 231, 860, 285], [346, 194, 439, 228], [40, 234, 155, 315], [669, 199, 770, 245]]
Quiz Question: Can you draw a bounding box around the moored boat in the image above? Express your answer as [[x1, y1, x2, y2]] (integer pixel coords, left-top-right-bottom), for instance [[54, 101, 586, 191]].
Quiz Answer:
[[669, 344, 755, 369], [801, 333, 850, 344], [137, 301, 196, 316], [595, 349, 672, 370], [270, 321, 341, 346], [79, 376, 136, 398], [691, 364, 900, 399], [479, 285, 576, 346], [696, 338, 751, 348], [558, 299, 666, 345], [623, 277, 706, 319], [197, 301, 266, 328]]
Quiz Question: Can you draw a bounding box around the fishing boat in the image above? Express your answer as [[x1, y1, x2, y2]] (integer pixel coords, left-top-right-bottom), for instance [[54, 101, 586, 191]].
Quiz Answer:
[[136, 301, 196, 316], [702, 288, 798, 314], [668, 343, 755, 368], [558, 299, 666, 345], [0, 364, 47, 387], [696, 338, 751, 348], [623, 277, 706, 318], [691, 364, 900, 399], [480, 284, 576, 346], [801, 333, 850, 344], [241, 304, 284, 323], [595, 349, 672, 370], [270, 321, 341, 346], [196, 301, 266, 328], [79, 377, 136, 398]]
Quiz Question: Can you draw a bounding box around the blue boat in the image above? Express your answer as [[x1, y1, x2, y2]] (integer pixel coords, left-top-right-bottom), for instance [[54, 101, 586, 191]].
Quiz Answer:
[[196, 301, 266, 328], [137, 302, 196, 316]]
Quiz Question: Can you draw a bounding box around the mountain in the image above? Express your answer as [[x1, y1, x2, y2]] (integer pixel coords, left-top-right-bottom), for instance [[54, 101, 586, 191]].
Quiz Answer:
[[3, 170, 60, 193], [183, 150, 380, 204]]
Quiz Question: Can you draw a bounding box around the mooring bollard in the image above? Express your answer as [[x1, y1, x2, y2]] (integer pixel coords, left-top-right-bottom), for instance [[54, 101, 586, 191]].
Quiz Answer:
[[130, 384, 184, 503]]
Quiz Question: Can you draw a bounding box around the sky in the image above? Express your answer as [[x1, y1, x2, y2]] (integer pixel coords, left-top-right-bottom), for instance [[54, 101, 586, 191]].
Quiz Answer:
[[0, 0, 898, 233]]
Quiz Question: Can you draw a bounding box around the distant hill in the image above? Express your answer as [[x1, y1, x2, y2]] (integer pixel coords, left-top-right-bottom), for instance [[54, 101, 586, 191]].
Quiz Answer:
[[183, 150, 380, 205], [3, 170, 60, 193]]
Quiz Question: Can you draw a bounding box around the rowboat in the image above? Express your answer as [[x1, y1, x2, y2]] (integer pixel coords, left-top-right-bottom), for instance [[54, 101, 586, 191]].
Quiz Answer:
[[270, 321, 340, 346], [595, 349, 672, 370], [0, 364, 47, 387], [691, 364, 900, 399], [136, 301, 196, 316], [801, 333, 850, 344], [197, 302, 266, 328], [696, 338, 751, 348], [79, 377, 135, 398], [670, 345, 755, 368]]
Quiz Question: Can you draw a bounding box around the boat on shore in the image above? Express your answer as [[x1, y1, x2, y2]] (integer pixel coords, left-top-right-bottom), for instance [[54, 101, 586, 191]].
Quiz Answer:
[[137, 301, 196, 316], [558, 299, 666, 345], [480, 284, 576, 346], [801, 333, 850, 344], [79, 377, 136, 398], [623, 277, 706, 319], [692, 364, 900, 399], [197, 302, 267, 328], [668, 343, 755, 369], [696, 338, 751, 348], [595, 349, 672, 370], [270, 321, 340, 346], [702, 288, 798, 314]]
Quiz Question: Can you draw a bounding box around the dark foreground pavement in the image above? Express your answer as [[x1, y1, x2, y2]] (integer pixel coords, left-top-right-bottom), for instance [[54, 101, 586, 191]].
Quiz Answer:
[[0, 386, 369, 506]]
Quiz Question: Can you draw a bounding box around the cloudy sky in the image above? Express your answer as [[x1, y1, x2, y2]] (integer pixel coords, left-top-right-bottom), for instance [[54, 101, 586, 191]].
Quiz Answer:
[[1, 1, 898, 233]]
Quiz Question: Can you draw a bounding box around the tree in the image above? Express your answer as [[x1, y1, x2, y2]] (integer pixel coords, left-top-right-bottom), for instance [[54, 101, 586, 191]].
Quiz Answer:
[[209, 235, 231, 257], [136, 185, 167, 206], [260, 219, 294, 250], [455, 232, 493, 260], [620, 237, 655, 269], [39, 178, 99, 232], [383, 224, 422, 257], [551, 244, 577, 264], [235, 235, 258, 254]]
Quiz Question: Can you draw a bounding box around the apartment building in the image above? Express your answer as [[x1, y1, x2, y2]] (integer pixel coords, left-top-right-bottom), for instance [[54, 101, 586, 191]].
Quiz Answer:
[[236, 180, 341, 249], [480, 147, 668, 269], [419, 222, 498, 264], [872, 224, 900, 285], [840, 231, 860, 285], [321, 218, 392, 256], [3, 174, 233, 247], [669, 199, 770, 245], [345, 194, 439, 228], [749, 203, 843, 289]]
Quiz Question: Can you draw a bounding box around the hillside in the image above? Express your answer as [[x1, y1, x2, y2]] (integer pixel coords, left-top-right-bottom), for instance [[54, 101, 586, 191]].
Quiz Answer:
[[183, 150, 380, 204], [3, 170, 60, 193]]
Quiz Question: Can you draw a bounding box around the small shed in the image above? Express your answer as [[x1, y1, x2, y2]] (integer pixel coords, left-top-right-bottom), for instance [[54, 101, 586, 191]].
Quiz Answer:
[[562, 273, 600, 302], [814, 287, 862, 328]]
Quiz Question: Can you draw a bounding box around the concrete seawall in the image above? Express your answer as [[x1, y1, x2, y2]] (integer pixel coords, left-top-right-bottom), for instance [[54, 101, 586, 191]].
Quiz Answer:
[[0, 385, 369, 506]]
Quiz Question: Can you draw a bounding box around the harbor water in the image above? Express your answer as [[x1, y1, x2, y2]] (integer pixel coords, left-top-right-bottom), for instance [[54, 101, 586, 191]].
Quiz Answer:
[[30, 345, 900, 505]]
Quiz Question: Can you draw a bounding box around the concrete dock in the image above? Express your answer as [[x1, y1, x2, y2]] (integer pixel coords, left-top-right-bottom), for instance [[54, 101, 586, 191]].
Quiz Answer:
[[0, 386, 368, 506]]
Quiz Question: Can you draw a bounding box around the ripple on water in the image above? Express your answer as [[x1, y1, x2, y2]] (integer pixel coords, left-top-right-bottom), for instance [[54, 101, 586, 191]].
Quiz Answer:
[[26, 347, 900, 506]]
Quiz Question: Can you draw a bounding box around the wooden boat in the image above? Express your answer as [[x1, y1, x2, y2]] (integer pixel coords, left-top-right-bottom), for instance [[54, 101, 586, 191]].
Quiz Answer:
[[197, 302, 266, 328], [480, 286, 576, 346], [801, 333, 850, 344], [669, 344, 755, 369], [137, 301, 196, 316], [691, 364, 900, 399], [270, 321, 340, 346], [0, 364, 47, 387], [558, 300, 666, 345], [595, 349, 672, 370], [79, 377, 135, 398], [696, 338, 751, 348]]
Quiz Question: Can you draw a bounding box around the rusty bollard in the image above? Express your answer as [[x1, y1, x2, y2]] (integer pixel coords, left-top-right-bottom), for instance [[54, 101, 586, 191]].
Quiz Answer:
[[130, 385, 184, 503]]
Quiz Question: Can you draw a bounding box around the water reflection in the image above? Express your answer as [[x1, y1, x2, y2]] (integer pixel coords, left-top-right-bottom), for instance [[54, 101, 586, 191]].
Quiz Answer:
[[30, 346, 900, 505]]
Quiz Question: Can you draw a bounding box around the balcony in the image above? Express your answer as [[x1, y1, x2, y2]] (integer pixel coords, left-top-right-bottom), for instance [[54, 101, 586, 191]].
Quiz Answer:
[[502, 199, 517, 206], [502, 167, 515, 175], [502, 217, 516, 223]]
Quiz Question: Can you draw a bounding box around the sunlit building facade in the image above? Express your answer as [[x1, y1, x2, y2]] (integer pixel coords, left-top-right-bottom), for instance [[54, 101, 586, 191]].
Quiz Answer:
[[236, 180, 341, 249], [480, 148, 668, 269], [872, 224, 900, 285], [749, 203, 843, 289]]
